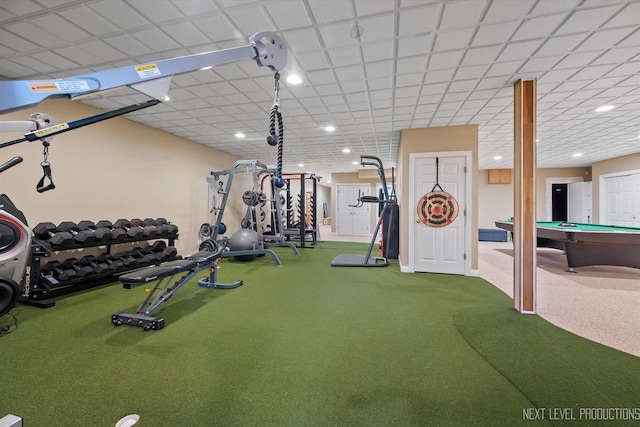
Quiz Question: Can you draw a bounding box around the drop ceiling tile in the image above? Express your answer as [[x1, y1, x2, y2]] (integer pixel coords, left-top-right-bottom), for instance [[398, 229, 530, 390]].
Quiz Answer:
[[192, 13, 238, 42], [398, 3, 440, 36], [461, 45, 502, 65], [397, 56, 427, 74], [362, 40, 394, 62], [440, 0, 486, 30], [335, 64, 365, 82], [473, 21, 520, 46], [592, 47, 640, 65], [264, 0, 313, 30], [318, 22, 357, 49], [354, 0, 395, 15], [555, 51, 601, 68], [575, 27, 636, 52], [455, 65, 487, 80], [483, 0, 536, 23], [358, 14, 395, 43], [498, 40, 543, 62], [130, 27, 181, 51], [4, 22, 64, 48], [433, 27, 474, 51], [327, 45, 362, 67], [307, 0, 353, 24], [512, 14, 566, 40], [295, 51, 330, 71], [429, 50, 464, 70], [396, 73, 424, 87], [603, 2, 640, 28], [128, 1, 182, 23], [519, 55, 563, 73], [315, 83, 341, 95], [425, 68, 456, 83], [397, 34, 433, 57], [89, 0, 150, 30], [556, 6, 620, 35], [162, 21, 211, 46], [570, 64, 617, 80], [170, 0, 218, 17], [341, 79, 368, 93]]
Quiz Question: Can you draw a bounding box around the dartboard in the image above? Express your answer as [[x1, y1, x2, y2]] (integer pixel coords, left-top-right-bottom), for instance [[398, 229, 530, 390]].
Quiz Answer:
[[417, 191, 459, 227]]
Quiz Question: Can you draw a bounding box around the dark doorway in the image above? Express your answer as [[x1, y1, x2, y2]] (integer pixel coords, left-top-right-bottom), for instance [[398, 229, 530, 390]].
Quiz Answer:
[[552, 183, 568, 222]]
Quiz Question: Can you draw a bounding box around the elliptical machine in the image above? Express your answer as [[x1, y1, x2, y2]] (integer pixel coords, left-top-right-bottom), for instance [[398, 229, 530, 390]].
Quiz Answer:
[[0, 156, 31, 320]]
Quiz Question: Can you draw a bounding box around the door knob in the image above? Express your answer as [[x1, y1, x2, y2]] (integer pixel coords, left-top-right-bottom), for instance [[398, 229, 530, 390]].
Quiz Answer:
[[416, 219, 421, 223]]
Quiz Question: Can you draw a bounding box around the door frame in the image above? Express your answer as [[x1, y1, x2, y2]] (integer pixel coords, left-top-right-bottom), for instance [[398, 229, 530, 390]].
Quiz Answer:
[[408, 151, 472, 275], [545, 177, 582, 221], [599, 168, 640, 225]]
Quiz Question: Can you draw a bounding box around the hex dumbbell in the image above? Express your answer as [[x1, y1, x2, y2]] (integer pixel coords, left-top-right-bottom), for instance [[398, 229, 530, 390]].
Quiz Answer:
[[94, 220, 127, 243], [130, 218, 157, 238], [155, 218, 178, 236], [79, 255, 110, 275], [41, 260, 77, 282], [113, 219, 144, 240], [33, 222, 73, 247], [60, 258, 94, 279], [96, 254, 125, 272], [57, 221, 96, 245], [77, 220, 115, 244]]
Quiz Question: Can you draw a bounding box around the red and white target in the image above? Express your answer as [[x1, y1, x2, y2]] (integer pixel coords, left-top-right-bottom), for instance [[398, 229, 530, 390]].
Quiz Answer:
[[417, 191, 459, 227]]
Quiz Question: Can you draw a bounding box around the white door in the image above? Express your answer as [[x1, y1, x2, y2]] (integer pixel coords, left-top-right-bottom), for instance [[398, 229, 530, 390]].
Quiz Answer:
[[336, 184, 370, 236], [413, 156, 466, 274], [605, 173, 638, 226]]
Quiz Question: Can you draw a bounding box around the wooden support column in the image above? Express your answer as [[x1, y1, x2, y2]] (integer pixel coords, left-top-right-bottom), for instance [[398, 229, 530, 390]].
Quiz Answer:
[[513, 79, 537, 314]]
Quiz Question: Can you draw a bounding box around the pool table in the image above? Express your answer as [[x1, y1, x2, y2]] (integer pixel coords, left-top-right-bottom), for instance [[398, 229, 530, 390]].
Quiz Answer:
[[495, 220, 640, 272]]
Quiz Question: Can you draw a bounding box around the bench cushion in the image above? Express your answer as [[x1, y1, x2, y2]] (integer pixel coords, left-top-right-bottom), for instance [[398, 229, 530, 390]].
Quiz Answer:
[[120, 259, 198, 287]]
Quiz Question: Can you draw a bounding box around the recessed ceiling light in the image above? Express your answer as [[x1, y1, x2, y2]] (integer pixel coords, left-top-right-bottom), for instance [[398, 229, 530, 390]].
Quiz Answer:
[[342, 148, 351, 153], [572, 153, 583, 157], [493, 155, 502, 160], [163, 96, 170, 101], [327, 180, 331, 183], [286, 74, 302, 85], [535, 139, 539, 142], [595, 105, 615, 113], [200, 66, 213, 71], [324, 125, 336, 132], [352, 161, 358, 165], [235, 132, 245, 139], [298, 163, 304, 167]]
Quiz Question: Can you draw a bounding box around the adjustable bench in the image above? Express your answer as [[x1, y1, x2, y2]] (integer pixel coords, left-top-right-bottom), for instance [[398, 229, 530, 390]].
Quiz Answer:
[[112, 250, 242, 330]]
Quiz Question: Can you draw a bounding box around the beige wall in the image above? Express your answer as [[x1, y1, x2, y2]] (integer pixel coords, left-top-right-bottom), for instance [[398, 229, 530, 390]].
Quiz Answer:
[[478, 169, 514, 228], [397, 125, 479, 271], [478, 167, 594, 228], [591, 152, 640, 223], [0, 99, 237, 255]]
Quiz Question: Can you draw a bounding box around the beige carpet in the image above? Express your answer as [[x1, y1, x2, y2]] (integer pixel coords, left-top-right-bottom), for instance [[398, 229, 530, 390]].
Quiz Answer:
[[479, 241, 640, 357]]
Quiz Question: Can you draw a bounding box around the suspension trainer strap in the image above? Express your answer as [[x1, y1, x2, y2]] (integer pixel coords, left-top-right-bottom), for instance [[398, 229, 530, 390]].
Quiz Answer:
[[36, 142, 55, 192]]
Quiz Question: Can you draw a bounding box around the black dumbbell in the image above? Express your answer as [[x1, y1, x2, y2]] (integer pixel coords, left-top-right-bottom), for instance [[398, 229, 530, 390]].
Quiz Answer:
[[42, 260, 77, 281], [79, 255, 109, 275], [112, 251, 139, 268], [61, 258, 94, 279], [113, 219, 144, 240], [33, 222, 73, 247], [57, 221, 96, 245], [77, 220, 114, 244], [95, 220, 127, 243], [159, 246, 178, 261], [140, 241, 168, 260], [156, 218, 178, 237], [97, 254, 125, 272], [128, 247, 157, 264], [130, 218, 157, 238]]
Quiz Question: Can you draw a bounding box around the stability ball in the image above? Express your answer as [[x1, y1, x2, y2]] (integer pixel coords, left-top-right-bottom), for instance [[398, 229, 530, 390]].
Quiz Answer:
[[228, 229, 258, 261]]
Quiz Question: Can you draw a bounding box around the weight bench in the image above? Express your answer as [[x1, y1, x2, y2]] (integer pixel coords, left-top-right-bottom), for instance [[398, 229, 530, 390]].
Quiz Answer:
[[111, 250, 242, 331]]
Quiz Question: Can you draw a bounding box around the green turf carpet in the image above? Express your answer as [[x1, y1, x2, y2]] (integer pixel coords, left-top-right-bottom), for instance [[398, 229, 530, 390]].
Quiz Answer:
[[0, 242, 638, 426]]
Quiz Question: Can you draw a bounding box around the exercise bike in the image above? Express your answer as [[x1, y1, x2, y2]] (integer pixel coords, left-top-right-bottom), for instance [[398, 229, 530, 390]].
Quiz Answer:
[[0, 156, 32, 320]]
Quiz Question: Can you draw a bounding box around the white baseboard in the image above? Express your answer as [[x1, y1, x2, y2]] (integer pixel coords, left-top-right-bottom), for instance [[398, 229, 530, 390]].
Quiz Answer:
[[468, 269, 480, 277]]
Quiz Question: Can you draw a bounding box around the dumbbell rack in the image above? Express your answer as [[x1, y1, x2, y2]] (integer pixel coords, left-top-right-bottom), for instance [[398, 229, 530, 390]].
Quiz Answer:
[[21, 221, 179, 308]]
